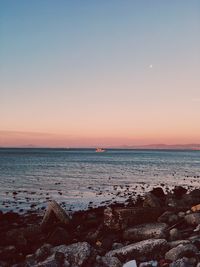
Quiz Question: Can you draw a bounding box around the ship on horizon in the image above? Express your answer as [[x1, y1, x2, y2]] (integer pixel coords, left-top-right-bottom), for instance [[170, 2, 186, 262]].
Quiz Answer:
[[95, 148, 106, 152]]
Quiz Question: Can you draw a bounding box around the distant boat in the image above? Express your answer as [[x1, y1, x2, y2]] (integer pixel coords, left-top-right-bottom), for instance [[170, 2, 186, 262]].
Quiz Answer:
[[95, 148, 106, 152]]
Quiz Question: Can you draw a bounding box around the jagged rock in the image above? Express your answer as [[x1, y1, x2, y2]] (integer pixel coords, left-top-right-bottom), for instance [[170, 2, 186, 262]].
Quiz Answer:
[[106, 239, 168, 261], [143, 193, 161, 208], [41, 200, 71, 230], [47, 227, 70, 246], [165, 244, 198, 261], [123, 223, 167, 241], [184, 213, 200, 226]]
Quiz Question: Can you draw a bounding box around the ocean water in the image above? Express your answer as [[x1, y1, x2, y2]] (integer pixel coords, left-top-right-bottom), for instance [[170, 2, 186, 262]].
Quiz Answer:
[[0, 148, 200, 212]]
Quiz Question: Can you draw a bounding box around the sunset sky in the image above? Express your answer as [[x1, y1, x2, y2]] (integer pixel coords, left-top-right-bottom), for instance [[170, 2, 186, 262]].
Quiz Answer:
[[1, 1, 200, 147]]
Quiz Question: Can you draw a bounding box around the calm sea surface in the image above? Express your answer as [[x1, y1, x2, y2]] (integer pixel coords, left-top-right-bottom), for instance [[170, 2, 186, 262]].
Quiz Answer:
[[0, 148, 200, 212]]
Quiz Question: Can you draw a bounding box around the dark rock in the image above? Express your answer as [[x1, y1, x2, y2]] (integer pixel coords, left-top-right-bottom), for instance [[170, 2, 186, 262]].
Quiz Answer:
[[158, 211, 178, 225], [143, 193, 161, 208], [189, 189, 200, 198], [47, 227, 70, 246], [54, 251, 65, 264], [173, 187, 187, 199], [184, 213, 200, 226], [0, 246, 16, 261], [34, 243, 53, 261], [150, 187, 165, 199]]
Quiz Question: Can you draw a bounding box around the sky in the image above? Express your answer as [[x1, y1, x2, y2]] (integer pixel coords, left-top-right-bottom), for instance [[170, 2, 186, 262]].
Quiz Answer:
[[0, 0, 200, 147]]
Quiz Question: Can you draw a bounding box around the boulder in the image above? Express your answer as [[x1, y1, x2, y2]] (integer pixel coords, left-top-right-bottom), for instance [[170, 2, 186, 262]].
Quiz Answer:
[[106, 239, 168, 261], [165, 244, 198, 261], [123, 223, 167, 241], [52, 242, 96, 267]]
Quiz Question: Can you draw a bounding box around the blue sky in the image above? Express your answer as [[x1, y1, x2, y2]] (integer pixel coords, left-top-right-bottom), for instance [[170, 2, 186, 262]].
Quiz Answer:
[[1, 1, 200, 147]]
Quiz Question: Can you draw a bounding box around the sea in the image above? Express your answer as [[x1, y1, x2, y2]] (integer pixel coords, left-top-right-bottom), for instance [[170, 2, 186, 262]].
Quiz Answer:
[[0, 148, 200, 212]]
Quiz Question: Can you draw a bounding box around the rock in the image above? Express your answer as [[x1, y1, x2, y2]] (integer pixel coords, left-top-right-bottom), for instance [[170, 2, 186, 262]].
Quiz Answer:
[[169, 257, 194, 267], [158, 211, 179, 225], [143, 193, 161, 208], [0, 246, 16, 260], [98, 256, 122, 267], [184, 213, 200, 226], [104, 207, 163, 230], [41, 200, 71, 230], [168, 214, 179, 225], [106, 239, 168, 261], [178, 212, 185, 218], [123, 223, 167, 241], [112, 243, 124, 250], [47, 227, 70, 246], [169, 228, 181, 241], [104, 207, 120, 230], [165, 244, 198, 261], [169, 240, 190, 249], [53, 242, 96, 267], [123, 260, 137, 267], [34, 244, 53, 261], [189, 189, 200, 198], [6, 229, 27, 250], [54, 251, 65, 264]]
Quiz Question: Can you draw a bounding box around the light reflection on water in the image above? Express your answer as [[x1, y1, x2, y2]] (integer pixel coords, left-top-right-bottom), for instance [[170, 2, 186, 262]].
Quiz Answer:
[[0, 148, 200, 212]]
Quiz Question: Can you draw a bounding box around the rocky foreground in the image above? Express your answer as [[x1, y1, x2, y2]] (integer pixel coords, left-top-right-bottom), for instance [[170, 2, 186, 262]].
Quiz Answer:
[[2, 186, 200, 266]]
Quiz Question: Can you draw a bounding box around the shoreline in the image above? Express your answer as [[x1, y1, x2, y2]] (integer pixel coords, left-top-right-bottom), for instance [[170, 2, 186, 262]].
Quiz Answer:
[[2, 186, 200, 266]]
